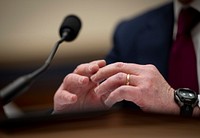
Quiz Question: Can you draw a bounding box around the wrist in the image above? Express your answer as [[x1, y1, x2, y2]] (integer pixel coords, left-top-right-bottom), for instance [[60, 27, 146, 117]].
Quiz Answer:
[[168, 87, 180, 115], [174, 88, 199, 117], [193, 106, 200, 117], [193, 94, 200, 116]]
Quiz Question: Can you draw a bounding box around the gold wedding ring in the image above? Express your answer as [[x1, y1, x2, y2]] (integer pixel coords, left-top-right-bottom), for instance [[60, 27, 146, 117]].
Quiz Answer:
[[126, 74, 130, 85]]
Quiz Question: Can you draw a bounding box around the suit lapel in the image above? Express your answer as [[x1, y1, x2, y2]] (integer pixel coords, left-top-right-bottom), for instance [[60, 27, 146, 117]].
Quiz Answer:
[[143, 2, 174, 79]]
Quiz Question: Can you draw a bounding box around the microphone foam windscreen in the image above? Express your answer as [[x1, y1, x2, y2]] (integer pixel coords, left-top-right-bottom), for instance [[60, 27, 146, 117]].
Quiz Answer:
[[59, 15, 82, 41]]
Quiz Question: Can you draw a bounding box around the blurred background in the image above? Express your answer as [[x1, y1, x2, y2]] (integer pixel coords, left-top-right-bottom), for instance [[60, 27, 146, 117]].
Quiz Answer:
[[0, 0, 169, 114]]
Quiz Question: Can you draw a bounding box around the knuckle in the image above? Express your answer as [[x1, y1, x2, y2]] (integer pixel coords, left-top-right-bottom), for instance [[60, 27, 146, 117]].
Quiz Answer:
[[74, 63, 87, 73], [141, 73, 153, 87], [114, 62, 125, 69], [115, 72, 124, 81], [142, 82, 152, 91], [118, 86, 127, 94], [75, 64, 83, 72], [63, 73, 74, 84], [116, 86, 129, 96], [111, 73, 125, 85], [145, 64, 157, 72], [139, 77, 153, 93], [144, 64, 158, 79], [54, 91, 64, 104]]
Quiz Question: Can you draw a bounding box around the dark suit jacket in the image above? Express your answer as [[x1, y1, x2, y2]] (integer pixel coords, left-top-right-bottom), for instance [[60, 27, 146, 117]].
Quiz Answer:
[[105, 2, 174, 80]]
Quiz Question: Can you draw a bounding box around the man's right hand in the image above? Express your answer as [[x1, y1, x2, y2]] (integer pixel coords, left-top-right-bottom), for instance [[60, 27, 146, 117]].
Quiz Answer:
[[53, 60, 107, 114]]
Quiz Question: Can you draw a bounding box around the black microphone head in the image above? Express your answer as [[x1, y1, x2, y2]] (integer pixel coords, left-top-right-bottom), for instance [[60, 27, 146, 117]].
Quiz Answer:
[[59, 15, 82, 42]]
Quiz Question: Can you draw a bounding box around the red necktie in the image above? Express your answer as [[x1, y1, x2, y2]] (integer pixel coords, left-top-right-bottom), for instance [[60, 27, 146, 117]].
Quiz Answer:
[[168, 7, 200, 93]]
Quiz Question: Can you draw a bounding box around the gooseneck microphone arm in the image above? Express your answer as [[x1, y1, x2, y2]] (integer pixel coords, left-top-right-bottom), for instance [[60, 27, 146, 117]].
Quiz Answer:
[[0, 32, 68, 106], [0, 15, 81, 106], [30, 31, 69, 79]]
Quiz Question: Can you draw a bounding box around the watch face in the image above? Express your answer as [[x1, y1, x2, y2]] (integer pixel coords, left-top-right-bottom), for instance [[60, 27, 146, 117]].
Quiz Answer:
[[177, 88, 198, 104], [180, 90, 195, 99], [175, 88, 199, 116]]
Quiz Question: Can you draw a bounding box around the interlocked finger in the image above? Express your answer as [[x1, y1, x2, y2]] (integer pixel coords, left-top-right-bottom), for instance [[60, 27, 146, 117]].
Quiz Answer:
[[94, 73, 138, 96]]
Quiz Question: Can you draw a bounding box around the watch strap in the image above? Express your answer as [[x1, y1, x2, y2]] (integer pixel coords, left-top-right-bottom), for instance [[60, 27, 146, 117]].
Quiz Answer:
[[180, 105, 193, 117]]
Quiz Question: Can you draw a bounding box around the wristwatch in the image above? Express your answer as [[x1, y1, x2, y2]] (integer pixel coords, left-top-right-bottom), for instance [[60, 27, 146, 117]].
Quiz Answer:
[[174, 88, 199, 117]]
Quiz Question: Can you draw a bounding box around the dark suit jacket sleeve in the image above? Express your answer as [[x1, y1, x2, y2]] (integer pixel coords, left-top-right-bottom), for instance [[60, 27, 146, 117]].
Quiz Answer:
[[105, 2, 174, 79]]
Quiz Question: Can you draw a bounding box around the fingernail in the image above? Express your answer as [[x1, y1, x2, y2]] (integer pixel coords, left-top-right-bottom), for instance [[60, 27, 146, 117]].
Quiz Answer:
[[94, 86, 99, 95], [79, 77, 84, 84], [88, 65, 93, 72], [101, 94, 107, 102], [71, 95, 77, 103], [104, 99, 111, 108], [90, 75, 95, 82], [79, 77, 88, 84]]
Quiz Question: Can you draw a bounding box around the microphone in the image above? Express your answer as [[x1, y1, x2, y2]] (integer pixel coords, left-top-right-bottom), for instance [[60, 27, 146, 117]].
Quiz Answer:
[[0, 15, 82, 106], [59, 15, 81, 41]]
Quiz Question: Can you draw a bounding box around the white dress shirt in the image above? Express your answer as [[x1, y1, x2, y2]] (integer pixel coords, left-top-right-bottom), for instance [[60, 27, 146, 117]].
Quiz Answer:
[[173, 0, 200, 91]]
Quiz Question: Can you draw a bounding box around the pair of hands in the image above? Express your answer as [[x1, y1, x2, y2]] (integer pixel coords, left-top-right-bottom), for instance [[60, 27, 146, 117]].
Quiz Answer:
[[53, 60, 179, 115]]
